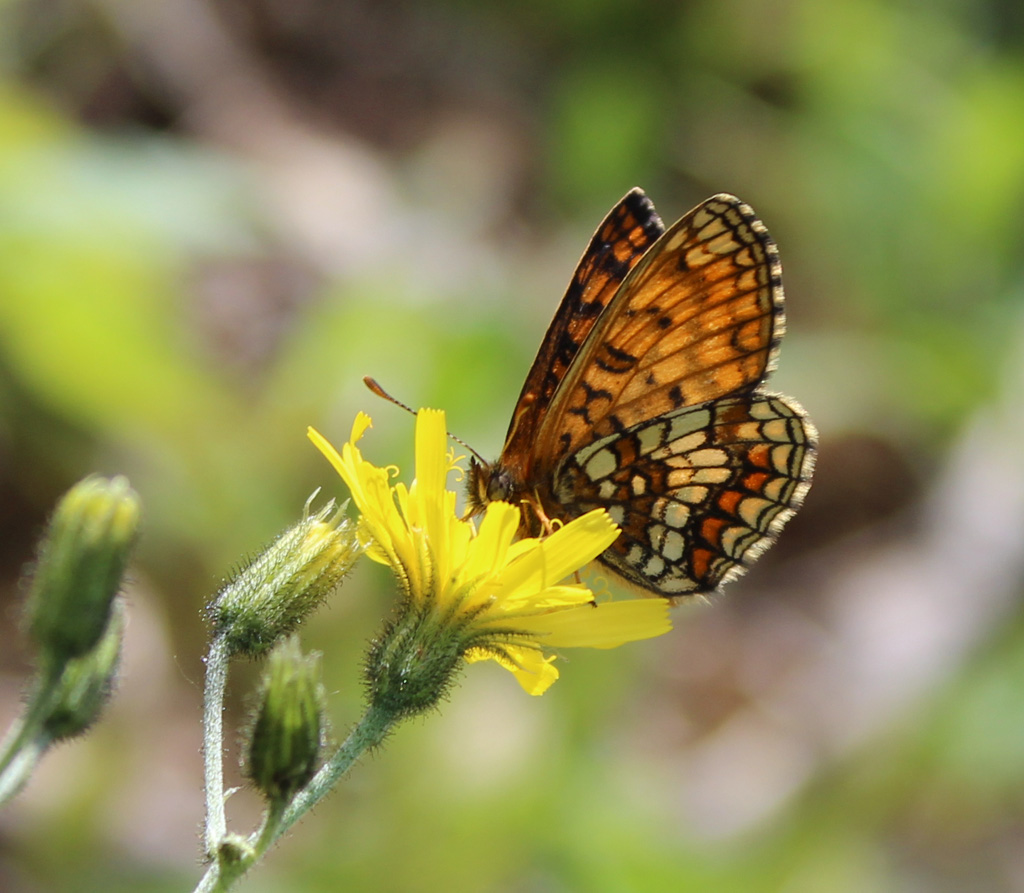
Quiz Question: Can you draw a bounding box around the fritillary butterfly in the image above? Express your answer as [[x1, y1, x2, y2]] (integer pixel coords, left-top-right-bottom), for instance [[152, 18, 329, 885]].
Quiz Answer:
[[466, 189, 816, 598]]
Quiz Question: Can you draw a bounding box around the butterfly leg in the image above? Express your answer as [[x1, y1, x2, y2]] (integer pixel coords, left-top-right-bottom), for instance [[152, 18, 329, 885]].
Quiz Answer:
[[523, 490, 561, 536], [523, 493, 599, 598]]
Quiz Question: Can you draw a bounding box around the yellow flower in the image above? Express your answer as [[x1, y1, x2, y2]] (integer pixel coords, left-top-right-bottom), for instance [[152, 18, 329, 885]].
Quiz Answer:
[[308, 410, 670, 697]]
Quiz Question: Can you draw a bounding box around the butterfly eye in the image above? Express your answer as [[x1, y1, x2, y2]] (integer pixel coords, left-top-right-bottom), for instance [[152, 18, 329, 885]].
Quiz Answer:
[[485, 468, 513, 504]]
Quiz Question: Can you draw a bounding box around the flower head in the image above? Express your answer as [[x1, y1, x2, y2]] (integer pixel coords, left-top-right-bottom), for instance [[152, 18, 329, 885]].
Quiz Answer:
[[308, 410, 670, 698]]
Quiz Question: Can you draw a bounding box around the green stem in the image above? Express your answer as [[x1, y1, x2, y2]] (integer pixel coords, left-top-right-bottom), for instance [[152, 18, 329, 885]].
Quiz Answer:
[[0, 736, 48, 803], [254, 799, 287, 856], [191, 702, 398, 893], [0, 712, 32, 782], [202, 635, 232, 854], [192, 859, 222, 893], [276, 702, 395, 838], [0, 666, 62, 804]]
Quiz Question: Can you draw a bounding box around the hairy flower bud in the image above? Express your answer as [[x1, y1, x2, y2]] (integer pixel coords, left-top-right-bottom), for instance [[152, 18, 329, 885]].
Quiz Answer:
[[26, 475, 140, 672], [209, 499, 360, 658], [243, 638, 325, 803]]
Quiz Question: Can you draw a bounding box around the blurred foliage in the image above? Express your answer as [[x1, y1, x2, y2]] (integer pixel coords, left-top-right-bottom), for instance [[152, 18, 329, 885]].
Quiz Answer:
[[1, 0, 1024, 891]]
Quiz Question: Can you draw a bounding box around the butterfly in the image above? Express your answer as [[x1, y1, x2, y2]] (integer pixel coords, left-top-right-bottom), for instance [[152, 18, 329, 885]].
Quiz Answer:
[[466, 189, 816, 599]]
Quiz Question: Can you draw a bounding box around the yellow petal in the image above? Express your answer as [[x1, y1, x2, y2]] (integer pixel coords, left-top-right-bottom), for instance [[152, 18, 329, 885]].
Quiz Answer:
[[412, 409, 455, 584], [497, 509, 618, 600], [463, 502, 520, 582], [479, 584, 596, 619], [414, 409, 449, 498], [307, 426, 345, 479], [464, 645, 559, 696], [512, 598, 672, 648], [350, 412, 372, 443], [503, 646, 560, 695], [414, 409, 449, 537]]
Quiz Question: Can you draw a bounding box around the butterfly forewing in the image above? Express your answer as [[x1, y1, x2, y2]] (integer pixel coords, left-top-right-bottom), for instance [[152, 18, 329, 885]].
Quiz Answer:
[[537, 195, 784, 465], [553, 394, 815, 596], [498, 188, 665, 476]]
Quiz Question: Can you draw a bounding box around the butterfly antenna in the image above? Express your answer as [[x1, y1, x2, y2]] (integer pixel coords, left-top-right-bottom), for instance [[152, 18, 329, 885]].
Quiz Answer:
[[362, 376, 488, 465], [363, 376, 417, 417]]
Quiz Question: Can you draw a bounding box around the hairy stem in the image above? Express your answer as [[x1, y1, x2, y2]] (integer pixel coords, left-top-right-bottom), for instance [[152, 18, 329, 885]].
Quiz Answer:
[[192, 702, 398, 893], [202, 635, 232, 854], [277, 702, 394, 838], [0, 667, 61, 804]]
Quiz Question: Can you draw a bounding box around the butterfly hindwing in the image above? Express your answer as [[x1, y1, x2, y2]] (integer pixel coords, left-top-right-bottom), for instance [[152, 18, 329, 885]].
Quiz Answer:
[[537, 195, 784, 467], [553, 393, 815, 596]]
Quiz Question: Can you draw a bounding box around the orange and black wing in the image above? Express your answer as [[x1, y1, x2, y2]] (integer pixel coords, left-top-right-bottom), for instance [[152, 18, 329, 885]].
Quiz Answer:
[[536, 194, 784, 467], [553, 393, 815, 597], [497, 188, 664, 476]]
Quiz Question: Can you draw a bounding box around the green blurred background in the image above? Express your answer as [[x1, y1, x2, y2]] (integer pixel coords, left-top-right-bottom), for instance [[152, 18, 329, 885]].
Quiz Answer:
[[2, 0, 1024, 890]]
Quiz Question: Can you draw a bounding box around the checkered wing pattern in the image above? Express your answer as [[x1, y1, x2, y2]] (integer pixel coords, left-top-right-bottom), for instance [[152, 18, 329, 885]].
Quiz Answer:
[[554, 395, 814, 595]]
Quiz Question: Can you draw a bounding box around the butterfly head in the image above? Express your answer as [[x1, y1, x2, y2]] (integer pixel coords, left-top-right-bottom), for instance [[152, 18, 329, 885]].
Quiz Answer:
[[465, 456, 516, 518]]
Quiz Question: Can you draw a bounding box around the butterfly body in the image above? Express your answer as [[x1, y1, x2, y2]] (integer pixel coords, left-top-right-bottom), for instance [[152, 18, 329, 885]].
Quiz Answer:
[[467, 190, 815, 599]]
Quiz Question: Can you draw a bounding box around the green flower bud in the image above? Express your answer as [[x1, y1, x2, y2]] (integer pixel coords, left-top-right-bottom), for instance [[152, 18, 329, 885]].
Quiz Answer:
[[42, 601, 125, 742], [243, 638, 325, 804], [26, 476, 140, 671], [209, 499, 360, 658]]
